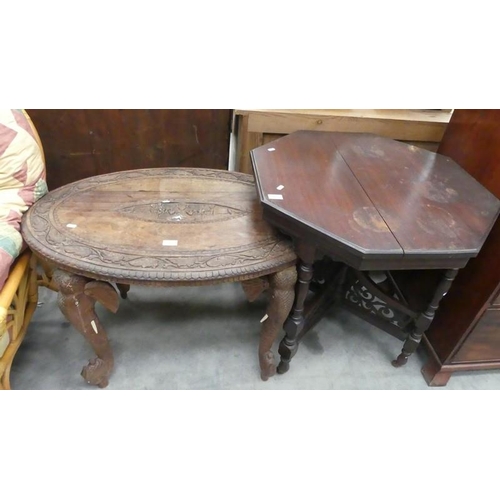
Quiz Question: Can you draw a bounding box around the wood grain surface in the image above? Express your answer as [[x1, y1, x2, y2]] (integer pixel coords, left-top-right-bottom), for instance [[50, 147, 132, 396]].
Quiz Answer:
[[451, 310, 500, 363], [251, 131, 500, 268], [26, 110, 232, 189], [234, 109, 452, 174], [21, 168, 296, 285], [251, 132, 402, 257], [332, 132, 499, 257], [423, 109, 500, 373]]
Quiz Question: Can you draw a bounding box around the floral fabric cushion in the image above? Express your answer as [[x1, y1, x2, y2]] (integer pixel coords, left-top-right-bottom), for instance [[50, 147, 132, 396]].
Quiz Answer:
[[0, 109, 47, 290]]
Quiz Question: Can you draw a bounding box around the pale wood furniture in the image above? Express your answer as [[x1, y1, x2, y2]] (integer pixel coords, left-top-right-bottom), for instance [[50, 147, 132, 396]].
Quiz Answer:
[[234, 109, 453, 174], [250, 131, 500, 375], [422, 110, 500, 385], [0, 251, 38, 389], [21, 168, 297, 388]]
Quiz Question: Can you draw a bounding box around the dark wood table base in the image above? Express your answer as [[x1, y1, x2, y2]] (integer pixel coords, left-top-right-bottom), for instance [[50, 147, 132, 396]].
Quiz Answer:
[[277, 250, 460, 375]]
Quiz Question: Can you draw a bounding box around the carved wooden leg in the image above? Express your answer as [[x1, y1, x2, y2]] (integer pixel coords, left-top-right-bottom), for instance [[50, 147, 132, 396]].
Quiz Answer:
[[117, 283, 130, 299], [278, 243, 316, 374], [392, 269, 459, 368], [38, 257, 58, 292], [53, 269, 119, 388], [258, 266, 297, 381], [241, 277, 269, 302]]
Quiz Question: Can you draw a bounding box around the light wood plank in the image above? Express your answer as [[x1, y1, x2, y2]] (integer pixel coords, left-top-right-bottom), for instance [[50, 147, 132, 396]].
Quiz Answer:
[[247, 110, 449, 142], [235, 108, 452, 123], [235, 114, 264, 174]]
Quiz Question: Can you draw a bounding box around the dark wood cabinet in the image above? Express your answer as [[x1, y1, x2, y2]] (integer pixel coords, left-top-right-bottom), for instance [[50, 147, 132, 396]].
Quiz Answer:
[[422, 109, 500, 386], [26, 110, 232, 190]]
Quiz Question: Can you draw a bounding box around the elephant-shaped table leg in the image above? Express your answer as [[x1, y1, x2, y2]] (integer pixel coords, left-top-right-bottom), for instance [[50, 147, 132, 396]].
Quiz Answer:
[[242, 266, 297, 381], [53, 269, 119, 388]]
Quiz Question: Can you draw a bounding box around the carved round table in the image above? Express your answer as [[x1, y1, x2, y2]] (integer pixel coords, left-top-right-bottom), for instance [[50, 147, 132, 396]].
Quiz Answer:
[[21, 168, 297, 387]]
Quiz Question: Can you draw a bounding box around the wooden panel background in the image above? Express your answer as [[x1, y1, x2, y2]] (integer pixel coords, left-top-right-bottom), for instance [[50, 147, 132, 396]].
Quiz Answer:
[[26, 109, 232, 190], [234, 109, 453, 174], [425, 109, 500, 364]]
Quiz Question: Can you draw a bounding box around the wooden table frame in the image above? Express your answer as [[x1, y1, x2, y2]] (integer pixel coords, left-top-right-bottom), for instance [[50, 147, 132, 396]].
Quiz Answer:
[[250, 131, 500, 378]]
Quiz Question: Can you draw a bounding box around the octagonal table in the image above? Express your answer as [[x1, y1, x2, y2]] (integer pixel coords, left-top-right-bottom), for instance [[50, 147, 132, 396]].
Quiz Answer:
[[251, 131, 500, 375]]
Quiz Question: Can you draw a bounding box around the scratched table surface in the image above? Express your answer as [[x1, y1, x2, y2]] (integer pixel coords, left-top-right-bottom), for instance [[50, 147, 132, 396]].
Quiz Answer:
[[251, 131, 500, 270], [21, 168, 297, 285]]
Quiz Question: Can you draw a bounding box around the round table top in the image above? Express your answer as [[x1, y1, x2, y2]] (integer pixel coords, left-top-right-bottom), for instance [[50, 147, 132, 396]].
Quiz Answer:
[[21, 168, 296, 284]]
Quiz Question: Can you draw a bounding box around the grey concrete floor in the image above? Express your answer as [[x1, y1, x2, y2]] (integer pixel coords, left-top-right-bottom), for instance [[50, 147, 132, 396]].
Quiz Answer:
[[11, 283, 500, 390]]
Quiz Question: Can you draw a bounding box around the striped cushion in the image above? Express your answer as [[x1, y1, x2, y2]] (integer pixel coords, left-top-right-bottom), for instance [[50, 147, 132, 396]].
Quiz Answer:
[[0, 109, 47, 290]]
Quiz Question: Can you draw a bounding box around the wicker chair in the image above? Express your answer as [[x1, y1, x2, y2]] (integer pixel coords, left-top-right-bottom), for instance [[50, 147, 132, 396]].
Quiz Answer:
[[0, 251, 39, 389], [0, 110, 47, 390]]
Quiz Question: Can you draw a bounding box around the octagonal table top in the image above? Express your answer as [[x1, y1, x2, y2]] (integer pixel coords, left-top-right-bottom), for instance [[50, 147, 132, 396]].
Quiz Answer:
[[251, 131, 500, 270]]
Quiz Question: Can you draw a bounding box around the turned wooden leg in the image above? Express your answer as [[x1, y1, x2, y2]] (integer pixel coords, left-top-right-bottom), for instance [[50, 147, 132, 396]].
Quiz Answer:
[[392, 269, 459, 368], [278, 243, 316, 375], [53, 269, 119, 388], [258, 266, 297, 381], [299, 263, 348, 342]]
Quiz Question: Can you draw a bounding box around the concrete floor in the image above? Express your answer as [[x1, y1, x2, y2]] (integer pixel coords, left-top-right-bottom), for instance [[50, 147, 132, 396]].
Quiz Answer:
[[11, 283, 500, 390]]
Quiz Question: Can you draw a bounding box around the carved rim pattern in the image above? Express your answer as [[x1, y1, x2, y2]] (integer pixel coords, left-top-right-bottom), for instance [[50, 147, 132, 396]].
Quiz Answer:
[[22, 168, 297, 283]]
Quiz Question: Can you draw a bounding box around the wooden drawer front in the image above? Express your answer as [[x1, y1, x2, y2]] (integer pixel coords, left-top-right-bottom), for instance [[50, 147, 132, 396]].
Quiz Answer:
[[492, 289, 500, 308], [453, 310, 500, 363]]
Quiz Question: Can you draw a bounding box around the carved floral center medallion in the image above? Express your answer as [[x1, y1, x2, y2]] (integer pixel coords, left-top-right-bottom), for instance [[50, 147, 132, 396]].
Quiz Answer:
[[118, 201, 250, 224]]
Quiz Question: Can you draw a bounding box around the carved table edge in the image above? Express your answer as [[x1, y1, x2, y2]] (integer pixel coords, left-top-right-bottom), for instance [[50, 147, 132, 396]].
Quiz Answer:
[[29, 251, 298, 287]]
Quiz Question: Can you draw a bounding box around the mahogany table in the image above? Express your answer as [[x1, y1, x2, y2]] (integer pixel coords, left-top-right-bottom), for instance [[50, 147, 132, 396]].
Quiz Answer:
[[21, 168, 297, 387], [250, 131, 500, 376]]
